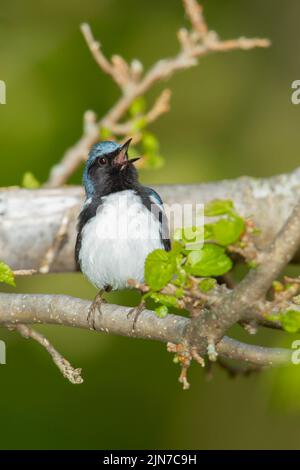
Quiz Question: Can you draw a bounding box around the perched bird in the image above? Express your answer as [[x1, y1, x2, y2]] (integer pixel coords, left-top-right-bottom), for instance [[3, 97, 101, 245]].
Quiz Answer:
[[75, 138, 170, 328]]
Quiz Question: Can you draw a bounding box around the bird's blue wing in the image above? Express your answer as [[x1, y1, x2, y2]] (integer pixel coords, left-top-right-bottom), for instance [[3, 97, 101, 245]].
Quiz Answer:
[[143, 187, 171, 251], [147, 188, 164, 207]]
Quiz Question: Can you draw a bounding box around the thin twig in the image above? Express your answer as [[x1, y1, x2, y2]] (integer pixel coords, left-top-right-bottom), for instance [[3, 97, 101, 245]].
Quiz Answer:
[[183, 0, 208, 39], [45, 0, 270, 187], [11, 324, 83, 384], [39, 206, 78, 274], [107, 89, 171, 136], [80, 23, 131, 89], [13, 269, 37, 276]]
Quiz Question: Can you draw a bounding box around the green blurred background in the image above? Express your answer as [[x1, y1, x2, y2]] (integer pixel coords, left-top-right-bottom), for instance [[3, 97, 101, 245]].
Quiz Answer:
[[1, 0, 300, 450]]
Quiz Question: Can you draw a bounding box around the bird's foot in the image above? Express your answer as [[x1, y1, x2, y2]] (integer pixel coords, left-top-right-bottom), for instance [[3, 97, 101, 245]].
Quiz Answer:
[[87, 291, 107, 330], [127, 301, 146, 332]]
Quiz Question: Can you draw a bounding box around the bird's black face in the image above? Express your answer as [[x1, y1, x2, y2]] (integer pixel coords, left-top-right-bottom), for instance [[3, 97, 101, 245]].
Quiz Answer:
[[87, 139, 140, 197]]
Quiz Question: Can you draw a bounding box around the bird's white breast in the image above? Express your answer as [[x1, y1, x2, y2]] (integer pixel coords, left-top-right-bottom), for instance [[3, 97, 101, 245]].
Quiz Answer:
[[79, 190, 164, 290]]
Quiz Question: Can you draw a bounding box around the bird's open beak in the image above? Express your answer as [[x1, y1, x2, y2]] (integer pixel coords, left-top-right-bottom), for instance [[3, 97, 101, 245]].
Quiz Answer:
[[113, 138, 141, 168], [114, 138, 132, 167], [128, 157, 141, 164]]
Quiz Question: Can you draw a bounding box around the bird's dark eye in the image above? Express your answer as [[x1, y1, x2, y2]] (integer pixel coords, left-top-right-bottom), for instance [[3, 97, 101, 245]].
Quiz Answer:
[[98, 157, 107, 166]]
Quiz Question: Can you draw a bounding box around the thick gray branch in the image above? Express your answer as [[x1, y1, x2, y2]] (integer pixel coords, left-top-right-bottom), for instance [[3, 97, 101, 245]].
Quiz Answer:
[[0, 293, 291, 367], [216, 337, 290, 366], [1, 167, 300, 272]]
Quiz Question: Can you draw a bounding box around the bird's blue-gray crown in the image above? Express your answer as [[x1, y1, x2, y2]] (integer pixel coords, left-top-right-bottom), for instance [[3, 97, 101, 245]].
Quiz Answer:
[[87, 141, 121, 167], [83, 139, 140, 197], [83, 141, 122, 197]]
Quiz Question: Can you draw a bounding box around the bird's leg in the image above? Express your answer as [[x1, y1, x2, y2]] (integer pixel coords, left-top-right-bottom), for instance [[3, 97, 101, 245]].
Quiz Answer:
[[87, 286, 111, 330], [127, 300, 146, 332]]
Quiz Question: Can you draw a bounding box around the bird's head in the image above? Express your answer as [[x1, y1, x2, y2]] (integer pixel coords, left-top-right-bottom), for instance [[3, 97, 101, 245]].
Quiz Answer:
[[83, 138, 140, 197]]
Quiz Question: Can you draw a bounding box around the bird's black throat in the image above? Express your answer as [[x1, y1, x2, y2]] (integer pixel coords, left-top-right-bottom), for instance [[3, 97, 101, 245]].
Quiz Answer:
[[88, 158, 139, 198]]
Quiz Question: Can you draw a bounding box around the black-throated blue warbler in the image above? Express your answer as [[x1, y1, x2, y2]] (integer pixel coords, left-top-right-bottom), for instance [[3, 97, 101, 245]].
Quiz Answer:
[[75, 138, 170, 328]]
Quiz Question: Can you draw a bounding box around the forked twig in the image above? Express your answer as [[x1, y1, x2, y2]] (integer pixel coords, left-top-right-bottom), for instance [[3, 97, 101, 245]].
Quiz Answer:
[[45, 0, 270, 187], [11, 324, 83, 384]]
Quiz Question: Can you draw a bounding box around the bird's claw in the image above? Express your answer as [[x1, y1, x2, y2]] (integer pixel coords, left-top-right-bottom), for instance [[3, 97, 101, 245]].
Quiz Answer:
[[87, 292, 107, 330], [127, 301, 145, 332]]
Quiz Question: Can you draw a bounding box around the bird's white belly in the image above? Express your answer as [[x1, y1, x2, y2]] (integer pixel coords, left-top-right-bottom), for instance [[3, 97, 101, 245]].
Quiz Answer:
[[79, 190, 164, 290]]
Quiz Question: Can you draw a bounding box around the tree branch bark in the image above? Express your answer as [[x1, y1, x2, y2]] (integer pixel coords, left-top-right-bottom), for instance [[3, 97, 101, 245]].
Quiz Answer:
[[1, 167, 300, 272], [0, 293, 291, 367]]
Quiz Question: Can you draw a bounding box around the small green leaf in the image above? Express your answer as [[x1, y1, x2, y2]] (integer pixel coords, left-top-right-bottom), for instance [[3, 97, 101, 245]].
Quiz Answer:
[[281, 310, 300, 333], [129, 97, 146, 117], [285, 283, 294, 291], [175, 288, 184, 298], [187, 244, 232, 277], [150, 292, 178, 307], [142, 132, 159, 153], [22, 172, 40, 189], [132, 117, 147, 132], [170, 241, 184, 256], [141, 132, 165, 169], [144, 153, 165, 169], [174, 226, 204, 246], [0, 262, 15, 286], [155, 305, 169, 318], [247, 260, 258, 269], [211, 217, 245, 246], [145, 249, 176, 290], [272, 280, 284, 293], [99, 127, 112, 139], [252, 227, 262, 236], [204, 224, 214, 240], [293, 295, 300, 305], [174, 227, 185, 241], [199, 278, 217, 292], [204, 199, 235, 217]]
